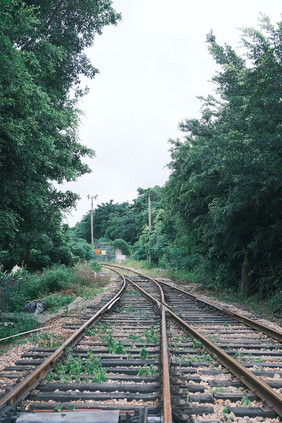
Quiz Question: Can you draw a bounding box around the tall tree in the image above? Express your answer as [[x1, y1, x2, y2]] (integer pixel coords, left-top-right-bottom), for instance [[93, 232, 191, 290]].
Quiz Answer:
[[0, 0, 121, 269], [165, 17, 282, 296]]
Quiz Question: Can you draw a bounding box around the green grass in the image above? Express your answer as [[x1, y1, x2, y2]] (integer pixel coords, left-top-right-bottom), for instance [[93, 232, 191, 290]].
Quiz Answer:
[[0, 313, 38, 346], [42, 294, 75, 312], [50, 350, 107, 383], [122, 259, 169, 279], [7, 265, 82, 312], [138, 365, 157, 376], [30, 332, 62, 348]]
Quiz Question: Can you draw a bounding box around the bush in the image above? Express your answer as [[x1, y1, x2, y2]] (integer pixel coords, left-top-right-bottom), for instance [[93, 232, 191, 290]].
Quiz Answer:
[[0, 313, 38, 344], [39, 265, 78, 292], [43, 294, 75, 312], [9, 265, 81, 311], [111, 239, 131, 256], [90, 261, 102, 272], [266, 292, 282, 314]]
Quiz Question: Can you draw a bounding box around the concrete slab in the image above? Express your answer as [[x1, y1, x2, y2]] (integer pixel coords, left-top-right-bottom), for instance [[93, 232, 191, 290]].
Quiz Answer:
[[17, 410, 120, 423], [37, 297, 83, 324]]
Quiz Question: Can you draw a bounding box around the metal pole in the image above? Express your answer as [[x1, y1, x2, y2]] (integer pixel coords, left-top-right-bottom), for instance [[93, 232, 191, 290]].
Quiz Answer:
[[88, 195, 98, 247], [148, 193, 152, 263], [90, 196, 94, 246]]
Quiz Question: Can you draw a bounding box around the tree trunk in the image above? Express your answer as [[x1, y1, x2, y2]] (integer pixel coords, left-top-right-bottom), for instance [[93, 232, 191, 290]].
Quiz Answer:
[[241, 255, 252, 298], [22, 243, 30, 269]]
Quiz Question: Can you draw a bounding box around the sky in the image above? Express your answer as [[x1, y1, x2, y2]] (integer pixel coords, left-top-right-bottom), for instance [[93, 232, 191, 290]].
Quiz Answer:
[[62, 0, 281, 226]]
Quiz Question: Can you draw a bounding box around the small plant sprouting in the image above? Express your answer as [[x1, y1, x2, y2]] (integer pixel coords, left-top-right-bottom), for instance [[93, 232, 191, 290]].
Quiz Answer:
[[128, 333, 141, 342], [240, 395, 251, 406], [102, 333, 116, 353], [85, 327, 97, 337], [66, 356, 83, 375], [144, 325, 159, 343], [115, 340, 125, 354], [186, 355, 198, 364], [54, 405, 63, 412], [222, 407, 230, 414], [85, 356, 107, 382], [199, 352, 214, 362], [224, 322, 229, 327], [69, 404, 76, 412], [37, 332, 62, 348], [55, 362, 66, 376], [138, 365, 157, 376], [193, 338, 202, 349], [186, 391, 190, 402], [128, 307, 136, 312], [140, 345, 148, 360]]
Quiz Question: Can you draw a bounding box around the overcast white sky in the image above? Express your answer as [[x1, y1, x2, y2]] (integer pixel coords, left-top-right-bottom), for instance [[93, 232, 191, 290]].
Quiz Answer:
[[63, 0, 281, 226]]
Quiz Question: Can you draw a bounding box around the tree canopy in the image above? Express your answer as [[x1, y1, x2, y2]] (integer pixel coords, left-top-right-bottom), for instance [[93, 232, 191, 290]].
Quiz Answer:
[[164, 17, 282, 296], [0, 0, 120, 269], [73, 186, 163, 248]]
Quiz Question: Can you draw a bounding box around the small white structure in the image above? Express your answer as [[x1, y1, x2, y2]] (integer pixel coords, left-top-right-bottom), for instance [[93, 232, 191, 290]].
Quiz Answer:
[[11, 265, 21, 274], [115, 248, 126, 264]]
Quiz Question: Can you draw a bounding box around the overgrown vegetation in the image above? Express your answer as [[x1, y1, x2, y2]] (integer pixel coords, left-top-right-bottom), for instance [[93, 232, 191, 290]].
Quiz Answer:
[[48, 348, 107, 383], [1, 261, 109, 313], [0, 0, 121, 271], [3, 265, 81, 312], [74, 17, 282, 308], [0, 261, 109, 351], [1, 4, 281, 314], [0, 313, 38, 344]]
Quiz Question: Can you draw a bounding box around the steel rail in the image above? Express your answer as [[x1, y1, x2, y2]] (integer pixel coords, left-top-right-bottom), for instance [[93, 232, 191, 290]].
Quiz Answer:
[[103, 264, 282, 342], [103, 264, 282, 418], [158, 279, 282, 343], [125, 277, 172, 423], [167, 308, 282, 418], [0, 276, 127, 415], [105, 265, 172, 423]]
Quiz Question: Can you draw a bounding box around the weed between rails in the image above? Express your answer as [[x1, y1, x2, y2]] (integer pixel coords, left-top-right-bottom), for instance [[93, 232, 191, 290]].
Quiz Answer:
[[47, 348, 107, 383], [31, 332, 62, 348], [138, 364, 157, 376]]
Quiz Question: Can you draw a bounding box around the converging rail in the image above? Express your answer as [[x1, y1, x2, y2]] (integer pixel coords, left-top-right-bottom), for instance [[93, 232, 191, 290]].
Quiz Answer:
[[104, 263, 282, 420], [0, 264, 281, 423], [0, 277, 126, 421]]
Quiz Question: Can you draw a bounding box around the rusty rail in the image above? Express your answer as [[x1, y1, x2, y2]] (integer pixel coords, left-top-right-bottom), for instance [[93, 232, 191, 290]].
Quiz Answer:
[[0, 275, 127, 414], [103, 264, 282, 342], [104, 264, 282, 418], [106, 265, 172, 423], [167, 308, 282, 418], [158, 279, 282, 343]]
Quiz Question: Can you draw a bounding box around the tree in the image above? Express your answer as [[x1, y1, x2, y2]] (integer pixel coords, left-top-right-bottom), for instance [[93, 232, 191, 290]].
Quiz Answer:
[[0, 0, 121, 269], [73, 186, 164, 248], [164, 17, 282, 297]]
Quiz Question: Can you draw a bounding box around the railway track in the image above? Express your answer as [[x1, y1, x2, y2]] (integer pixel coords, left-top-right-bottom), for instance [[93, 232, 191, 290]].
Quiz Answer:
[[0, 264, 281, 422]]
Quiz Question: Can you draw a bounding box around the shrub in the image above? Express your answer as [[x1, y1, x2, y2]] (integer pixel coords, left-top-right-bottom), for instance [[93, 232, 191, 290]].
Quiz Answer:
[[90, 261, 102, 272], [39, 265, 78, 292], [0, 313, 38, 344], [42, 294, 75, 312], [9, 265, 81, 311], [111, 239, 131, 256]]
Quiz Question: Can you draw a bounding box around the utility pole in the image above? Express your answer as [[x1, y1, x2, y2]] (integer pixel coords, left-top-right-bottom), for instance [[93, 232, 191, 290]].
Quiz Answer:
[[148, 193, 152, 263], [87, 195, 98, 246]]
